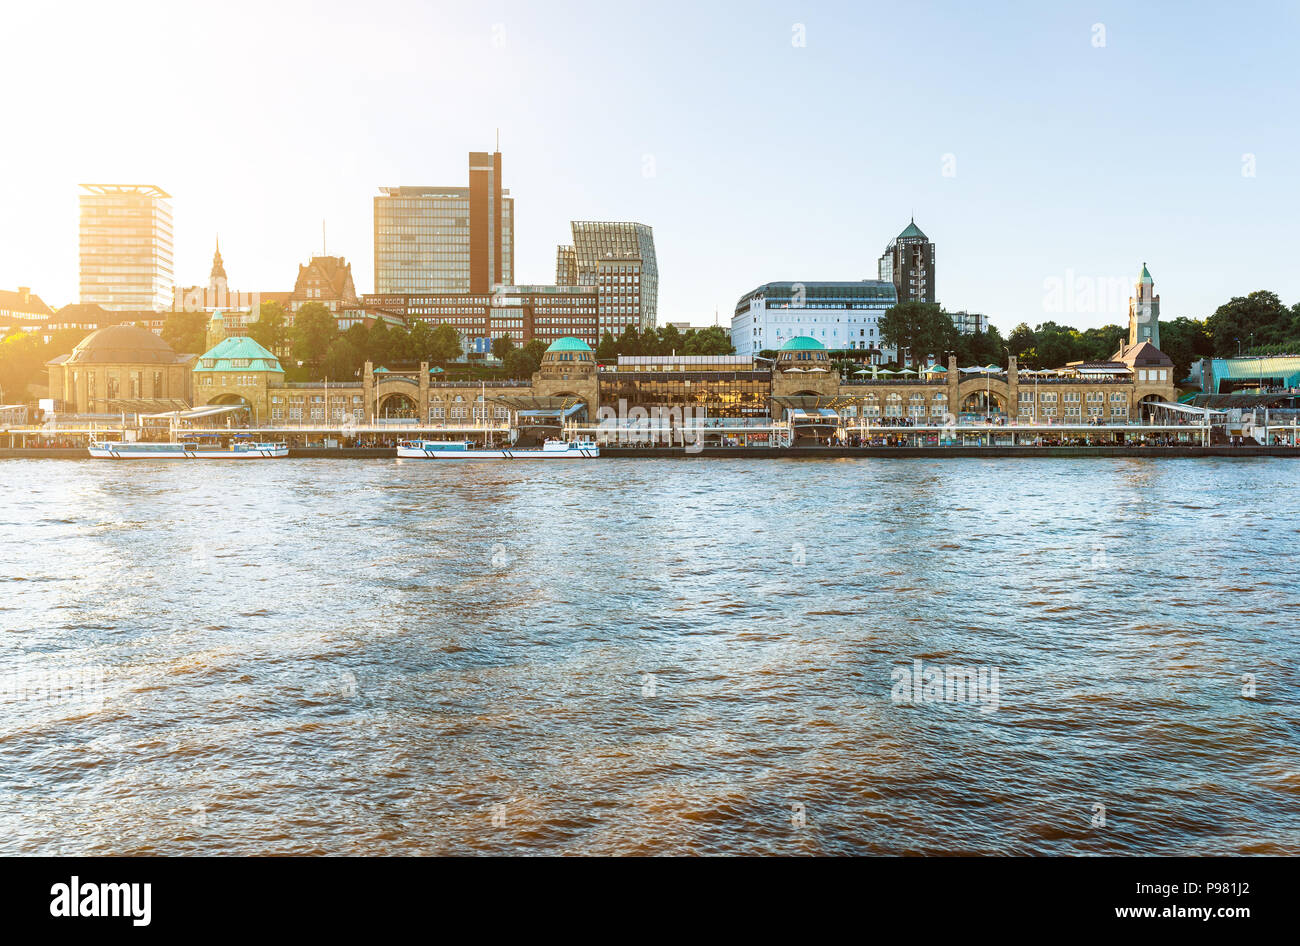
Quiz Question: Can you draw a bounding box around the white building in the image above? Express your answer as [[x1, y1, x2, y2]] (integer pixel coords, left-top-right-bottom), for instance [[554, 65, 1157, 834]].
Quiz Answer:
[[731, 280, 898, 360]]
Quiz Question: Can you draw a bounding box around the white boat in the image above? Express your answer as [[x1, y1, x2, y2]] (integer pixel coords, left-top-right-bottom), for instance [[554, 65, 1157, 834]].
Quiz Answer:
[[396, 438, 599, 459], [88, 439, 289, 459]]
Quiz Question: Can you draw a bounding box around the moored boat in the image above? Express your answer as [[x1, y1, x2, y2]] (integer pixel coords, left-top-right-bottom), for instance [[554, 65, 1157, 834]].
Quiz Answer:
[[396, 438, 599, 459], [88, 439, 289, 459]]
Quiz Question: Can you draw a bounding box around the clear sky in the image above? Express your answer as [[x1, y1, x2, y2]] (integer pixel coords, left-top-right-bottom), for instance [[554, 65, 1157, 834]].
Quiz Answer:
[[2, 0, 1298, 331]]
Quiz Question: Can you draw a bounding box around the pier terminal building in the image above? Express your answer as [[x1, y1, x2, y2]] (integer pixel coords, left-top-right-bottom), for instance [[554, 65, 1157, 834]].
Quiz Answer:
[[45, 304, 1180, 437]]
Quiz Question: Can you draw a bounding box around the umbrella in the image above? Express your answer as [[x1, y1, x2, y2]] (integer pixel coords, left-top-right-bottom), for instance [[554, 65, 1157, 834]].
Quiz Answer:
[[806, 366, 829, 373], [876, 368, 897, 375], [896, 367, 917, 375], [852, 369, 872, 375], [924, 364, 947, 373], [784, 366, 805, 373], [983, 364, 1001, 372]]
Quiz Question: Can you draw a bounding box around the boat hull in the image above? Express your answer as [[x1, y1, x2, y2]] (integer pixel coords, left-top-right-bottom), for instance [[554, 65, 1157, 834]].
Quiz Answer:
[[88, 444, 289, 459], [396, 445, 599, 459]]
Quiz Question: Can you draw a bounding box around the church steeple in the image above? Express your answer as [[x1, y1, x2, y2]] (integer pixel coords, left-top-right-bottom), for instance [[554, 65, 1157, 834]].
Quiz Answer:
[[210, 236, 228, 292]]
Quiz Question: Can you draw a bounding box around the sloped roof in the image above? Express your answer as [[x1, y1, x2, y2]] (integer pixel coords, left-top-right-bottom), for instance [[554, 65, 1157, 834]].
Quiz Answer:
[[0, 288, 53, 317], [1113, 340, 1173, 367], [897, 219, 928, 240], [195, 336, 284, 373]]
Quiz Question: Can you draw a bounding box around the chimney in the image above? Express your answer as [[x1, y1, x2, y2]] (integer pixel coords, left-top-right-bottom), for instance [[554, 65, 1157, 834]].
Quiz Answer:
[[19, 287, 30, 304]]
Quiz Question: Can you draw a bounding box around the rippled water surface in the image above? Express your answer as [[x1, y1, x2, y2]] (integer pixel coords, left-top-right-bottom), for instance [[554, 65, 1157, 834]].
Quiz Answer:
[[1, 457, 1298, 855]]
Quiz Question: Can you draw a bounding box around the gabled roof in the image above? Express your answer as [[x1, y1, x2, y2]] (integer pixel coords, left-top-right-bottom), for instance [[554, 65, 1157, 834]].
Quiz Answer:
[[1112, 340, 1173, 367], [294, 256, 358, 303], [0, 288, 53, 317], [194, 336, 284, 373]]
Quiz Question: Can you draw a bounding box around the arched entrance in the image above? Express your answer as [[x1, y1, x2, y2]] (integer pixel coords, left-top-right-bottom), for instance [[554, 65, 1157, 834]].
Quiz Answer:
[[207, 393, 253, 426], [378, 393, 416, 418], [960, 390, 1006, 418], [1139, 393, 1168, 423]]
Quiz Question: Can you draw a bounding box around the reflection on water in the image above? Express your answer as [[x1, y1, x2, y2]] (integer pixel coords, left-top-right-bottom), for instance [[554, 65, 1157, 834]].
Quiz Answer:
[[1, 458, 1298, 855]]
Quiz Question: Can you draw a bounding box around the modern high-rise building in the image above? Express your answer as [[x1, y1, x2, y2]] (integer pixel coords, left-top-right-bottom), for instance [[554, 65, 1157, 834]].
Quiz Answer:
[[878, 219, 935, 305], [374, 151, 514, 295], [556, 221, 658, 336], [79, 184, 174, 311]]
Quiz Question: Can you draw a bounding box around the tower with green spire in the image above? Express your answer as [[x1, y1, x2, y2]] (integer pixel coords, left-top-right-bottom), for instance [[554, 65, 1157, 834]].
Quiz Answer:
[[1128, 262, 1160, 348]]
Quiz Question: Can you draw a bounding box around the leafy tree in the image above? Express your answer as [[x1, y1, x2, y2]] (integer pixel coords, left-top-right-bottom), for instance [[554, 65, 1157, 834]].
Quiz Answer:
[[428, 324, 462, 364], [161, 311, 209, 354], [0, 330, 45, 402], [290, 302, 338, 366], [366, 319, 391, 365], [1007, 323, 1037, 363], [504, 339, 547, 379], [491, 335, 516, 362], [879, 301, 956, 366], [616, 326, 643, 356], [247, 301, 288, 354], [386, 325, 412, 363], [1205, 291, 1291, 356], [596, 331, 618, 361], [680, 325, 735, 356], [322, 336, 363, 380], [1160, 316, 1214, 384], [657, 324, 684, 354]]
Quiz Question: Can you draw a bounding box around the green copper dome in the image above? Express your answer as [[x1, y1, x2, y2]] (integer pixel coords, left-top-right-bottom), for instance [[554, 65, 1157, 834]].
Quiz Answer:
[[780, 335, 826, 351], [545, 337, 593, 353]]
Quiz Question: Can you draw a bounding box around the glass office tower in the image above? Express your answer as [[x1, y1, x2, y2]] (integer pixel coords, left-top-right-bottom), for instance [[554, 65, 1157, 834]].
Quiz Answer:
[[79, 184, 174, 311]]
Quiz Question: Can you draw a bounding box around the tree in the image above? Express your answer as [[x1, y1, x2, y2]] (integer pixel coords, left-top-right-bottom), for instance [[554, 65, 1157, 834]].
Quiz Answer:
[[879, 301, 956, 366], [616, 325, 642, 356], [290, 302, 338, 366], [428, 324, 462, 364], [1007, 323, 1038, 364], [247, 301, 288, 354], [596, 331, 618, 361], [658, 323, 683, 355], [1206, 291, 1291, 356], [0, 330, 45, 403], [161, 311, 209, 354], [504, 339, 547, 379], [322, 336, 363, 381], [681, 325, 735, 356], [1160, 317, 1213, 385], [366, 319, 391, 365], [491, 335, 516, 362]]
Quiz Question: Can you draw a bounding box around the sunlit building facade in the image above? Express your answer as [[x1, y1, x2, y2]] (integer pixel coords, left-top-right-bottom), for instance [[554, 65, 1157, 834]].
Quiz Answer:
[[79, 184, 174, 311], [374, 151, 514, 295], [557, 221, 658, 335], [731, 281, 899, 359], [598, 354, 771, 417]]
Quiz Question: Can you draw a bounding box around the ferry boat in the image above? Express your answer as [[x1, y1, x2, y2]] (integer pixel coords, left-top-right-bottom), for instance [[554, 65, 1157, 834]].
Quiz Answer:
[[88, 439, 289, 459], [396, 438, 599, 459]]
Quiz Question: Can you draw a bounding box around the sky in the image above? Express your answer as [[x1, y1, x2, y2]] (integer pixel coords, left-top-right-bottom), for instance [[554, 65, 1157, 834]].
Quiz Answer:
[[2, 0, 1298, 332]]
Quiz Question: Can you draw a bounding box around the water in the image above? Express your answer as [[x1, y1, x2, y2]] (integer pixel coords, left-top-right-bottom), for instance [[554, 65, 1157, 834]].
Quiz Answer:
[[1, 457, 1298, 855]]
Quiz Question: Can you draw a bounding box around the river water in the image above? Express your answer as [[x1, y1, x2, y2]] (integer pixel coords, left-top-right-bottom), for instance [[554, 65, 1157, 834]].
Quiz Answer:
[[1, 457, 1297, 855]]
